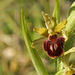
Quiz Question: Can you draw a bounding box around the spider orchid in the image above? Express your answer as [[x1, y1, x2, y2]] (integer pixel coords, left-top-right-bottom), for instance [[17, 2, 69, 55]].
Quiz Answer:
[[32, 11, 67, 59]]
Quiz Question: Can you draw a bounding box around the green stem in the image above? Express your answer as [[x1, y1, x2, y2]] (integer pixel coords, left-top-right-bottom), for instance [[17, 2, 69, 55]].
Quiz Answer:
[[57, 57, 64, 71], [55, 58, 57, 72], [21, 9, 48, 75], [53, 0, 60, 25], [53, 0, 61, 72]]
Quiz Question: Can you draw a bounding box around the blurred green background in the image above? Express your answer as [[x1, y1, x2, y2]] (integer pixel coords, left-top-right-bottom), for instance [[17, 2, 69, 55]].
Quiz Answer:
[[0, 0, 74, 75]]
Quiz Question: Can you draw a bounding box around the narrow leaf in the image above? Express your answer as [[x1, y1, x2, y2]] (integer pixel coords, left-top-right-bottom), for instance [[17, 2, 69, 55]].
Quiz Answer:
[[21, 9, 48, 75]]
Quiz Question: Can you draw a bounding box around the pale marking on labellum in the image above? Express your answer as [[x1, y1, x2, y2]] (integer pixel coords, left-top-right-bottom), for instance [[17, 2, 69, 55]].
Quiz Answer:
[[54, 43, 58, 50], [50, 45, 53, 52]]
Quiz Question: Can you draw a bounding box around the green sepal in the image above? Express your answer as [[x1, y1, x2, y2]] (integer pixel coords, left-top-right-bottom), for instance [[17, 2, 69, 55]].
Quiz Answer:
[[31, 37, 48, 50], [55, 19, 67, 33], [41, 11, 55, 29]]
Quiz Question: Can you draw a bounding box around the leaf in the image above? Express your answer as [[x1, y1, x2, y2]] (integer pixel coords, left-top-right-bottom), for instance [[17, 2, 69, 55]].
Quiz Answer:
[[69, 1, 75, 15], [21, 9, 48, 75], [33, 28, 48, 36], [65, 33, 75, 51], [65, 2, 75, 51], [41, 11, 55, 29], [55, 19, 67, 33], [65, 2, 75, 36], [31, 37, 48, 50]]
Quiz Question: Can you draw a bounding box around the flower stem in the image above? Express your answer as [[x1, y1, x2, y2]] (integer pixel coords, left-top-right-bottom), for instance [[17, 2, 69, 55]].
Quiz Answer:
[[53, 0, 62, 72], [53, 0, 60, 25]]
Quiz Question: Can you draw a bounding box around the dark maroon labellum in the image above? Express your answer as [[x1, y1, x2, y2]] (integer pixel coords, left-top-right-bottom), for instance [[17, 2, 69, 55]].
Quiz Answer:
[[43, 35, 65, 59]]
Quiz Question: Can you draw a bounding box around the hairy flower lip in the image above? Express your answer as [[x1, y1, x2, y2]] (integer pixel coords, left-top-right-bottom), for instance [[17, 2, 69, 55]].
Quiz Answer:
[[33, 11, 67, 59], [43, 35, 65, 59]]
